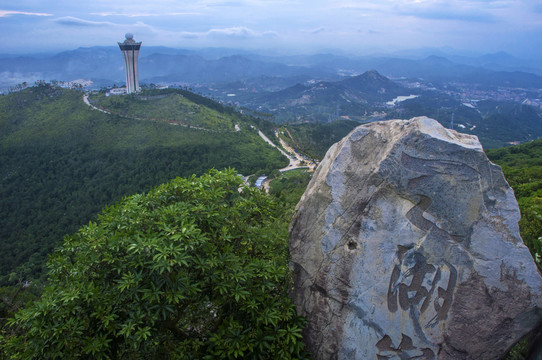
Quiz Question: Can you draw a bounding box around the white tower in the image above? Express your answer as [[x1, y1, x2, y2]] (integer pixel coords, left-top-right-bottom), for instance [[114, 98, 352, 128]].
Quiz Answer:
[[118, 33, 141, 94]]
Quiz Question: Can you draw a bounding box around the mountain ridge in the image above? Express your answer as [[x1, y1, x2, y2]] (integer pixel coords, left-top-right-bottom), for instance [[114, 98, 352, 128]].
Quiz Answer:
[[2, 46, 542, 92], [0, 85, 287, 286]]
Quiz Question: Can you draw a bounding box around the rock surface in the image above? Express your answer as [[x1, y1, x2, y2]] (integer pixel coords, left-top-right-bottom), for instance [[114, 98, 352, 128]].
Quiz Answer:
[[289, 117, 542, 360]]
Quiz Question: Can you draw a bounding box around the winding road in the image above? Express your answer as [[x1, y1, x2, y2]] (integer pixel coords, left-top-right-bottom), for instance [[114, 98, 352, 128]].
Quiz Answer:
[[82, 93, 315, 177], [252, 126, 316, 172], [83, 94, 111, 114]]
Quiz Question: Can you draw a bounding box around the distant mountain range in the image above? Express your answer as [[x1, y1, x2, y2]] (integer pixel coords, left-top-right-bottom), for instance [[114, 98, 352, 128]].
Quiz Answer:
[[227, 68, 542, 148], [2, 46, 542, 92], [3, 46, 542, 147], [240, 70, 413, 116]]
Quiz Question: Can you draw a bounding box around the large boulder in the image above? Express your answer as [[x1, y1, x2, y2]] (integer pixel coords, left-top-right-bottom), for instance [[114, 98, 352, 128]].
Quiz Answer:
[[290, 117, 542, 359]]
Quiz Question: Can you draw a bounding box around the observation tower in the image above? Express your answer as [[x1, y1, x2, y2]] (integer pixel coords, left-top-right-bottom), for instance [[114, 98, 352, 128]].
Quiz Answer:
[[118, 33, 141, 94]]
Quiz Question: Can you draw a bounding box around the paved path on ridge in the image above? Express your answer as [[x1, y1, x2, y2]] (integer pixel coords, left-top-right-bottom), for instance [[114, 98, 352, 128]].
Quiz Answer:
[[83, 94, 111, 114], [253, 126, 316, 172], [83, 93, 314, 178]]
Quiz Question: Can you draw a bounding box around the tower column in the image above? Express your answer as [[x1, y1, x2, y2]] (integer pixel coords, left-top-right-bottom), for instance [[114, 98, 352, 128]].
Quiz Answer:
[[118, 33, 141, 94]]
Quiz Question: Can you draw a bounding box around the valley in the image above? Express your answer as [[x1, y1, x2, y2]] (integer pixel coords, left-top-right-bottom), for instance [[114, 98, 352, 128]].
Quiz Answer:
[[210, 70, 542, 149], [3, 56, 542, 290], [2, 48, 542, 360], [4, 0, 542, 356], [0, 84, 287, 286], [2, 72, 542, 288]]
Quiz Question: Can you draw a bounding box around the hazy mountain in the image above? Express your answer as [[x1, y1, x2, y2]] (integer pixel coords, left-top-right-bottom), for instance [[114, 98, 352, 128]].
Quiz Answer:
[[140, 54, 318, 84], [2, 46, 542, 92], [225, 70, 419, 124], [202, 74, 317, 95], [333, 55, 542, 88], [0, 47, 125, 90], [242, 70, 413, 107], [244, 52, 542, 83], [339, 70, 407, 98], [385, 48, 542, 75], [425, 51, 542, 75], [0, 47, 330, 92]]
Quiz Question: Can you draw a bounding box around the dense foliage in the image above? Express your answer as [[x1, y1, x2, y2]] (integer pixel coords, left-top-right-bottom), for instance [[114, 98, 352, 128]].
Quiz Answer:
[[487, 140, 542, 269], [269, 169, 313, 218], [1, 169, 307, 359], [279, 121, 359, 160], [487, 141, 542, 360], [0, 85, 287, 286]]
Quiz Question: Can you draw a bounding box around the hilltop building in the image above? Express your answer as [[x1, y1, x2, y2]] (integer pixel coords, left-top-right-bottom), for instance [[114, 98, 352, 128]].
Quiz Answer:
[[118, 33, 141, 94]]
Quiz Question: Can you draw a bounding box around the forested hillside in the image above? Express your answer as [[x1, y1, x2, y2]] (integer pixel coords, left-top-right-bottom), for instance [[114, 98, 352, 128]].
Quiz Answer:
[[487, 140, 542, 270], [279, 120, 360, 160], [90, 88, 242, 131], [1, 169, 309, 359], [486, 141, 542, 359], [0, 84, 287, 286]]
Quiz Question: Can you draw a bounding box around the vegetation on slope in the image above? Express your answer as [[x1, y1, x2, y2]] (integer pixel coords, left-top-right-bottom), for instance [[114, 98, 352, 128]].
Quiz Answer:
[[488, 141, 542, 360], [269, 169, 313, 217], [0, 84, 287, 286], [1, 169, 308, 359], [487, 140, 542, 269], [2, 81, 540, 358], [279, 120, 360, 160], [241, 70, 418, 124], [91, 88, 240, 131]]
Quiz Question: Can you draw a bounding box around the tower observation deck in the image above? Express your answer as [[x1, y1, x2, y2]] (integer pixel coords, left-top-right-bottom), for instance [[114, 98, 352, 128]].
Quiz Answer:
[[118, 33, 141, 94]]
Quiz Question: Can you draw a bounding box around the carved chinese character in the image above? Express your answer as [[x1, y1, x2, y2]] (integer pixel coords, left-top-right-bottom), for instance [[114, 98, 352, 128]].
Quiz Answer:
[[426, 261, 457, 328], [387, 246, 436, 314], [387, 245, 457, 328], [376, 333, 435, 360]]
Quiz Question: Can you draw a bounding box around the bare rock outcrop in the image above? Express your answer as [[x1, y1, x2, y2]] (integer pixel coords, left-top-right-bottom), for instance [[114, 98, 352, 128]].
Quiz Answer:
[[290, 117, 542, 359]]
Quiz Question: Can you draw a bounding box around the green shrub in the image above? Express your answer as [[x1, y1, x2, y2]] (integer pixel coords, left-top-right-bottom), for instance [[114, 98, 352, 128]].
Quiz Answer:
[[1, 169, 307, 359]]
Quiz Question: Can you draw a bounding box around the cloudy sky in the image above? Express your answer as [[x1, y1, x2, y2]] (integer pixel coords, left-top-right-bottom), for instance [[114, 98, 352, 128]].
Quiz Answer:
[[1, 0, 541, 57]]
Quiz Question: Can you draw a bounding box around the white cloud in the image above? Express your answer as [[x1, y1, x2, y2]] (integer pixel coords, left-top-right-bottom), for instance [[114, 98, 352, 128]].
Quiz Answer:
[[0, 10, 53, 17], [1, 0, 541, 57], [207, 27, 256, 37], [48, 16, 279, 48], [206, 26, 277, 38], [54, 16, 116, 27], [90, 11, 201, 17], [393, 0, 497, 22]]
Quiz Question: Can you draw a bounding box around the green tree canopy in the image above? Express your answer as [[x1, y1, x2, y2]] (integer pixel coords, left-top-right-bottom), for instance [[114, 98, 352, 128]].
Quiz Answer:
[[1, 169, 307, 359]]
